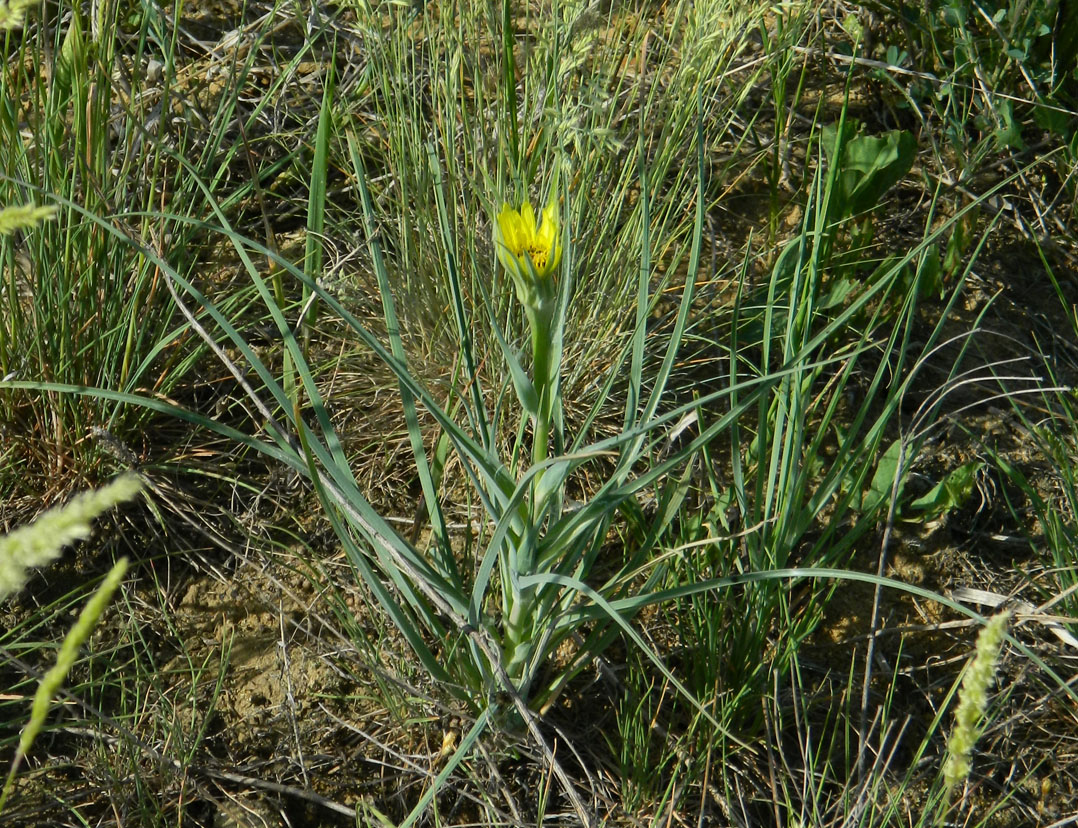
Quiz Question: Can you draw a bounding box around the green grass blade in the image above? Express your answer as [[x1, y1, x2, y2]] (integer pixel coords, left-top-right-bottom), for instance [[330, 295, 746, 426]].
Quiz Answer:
[[301, 38, 335, 331]]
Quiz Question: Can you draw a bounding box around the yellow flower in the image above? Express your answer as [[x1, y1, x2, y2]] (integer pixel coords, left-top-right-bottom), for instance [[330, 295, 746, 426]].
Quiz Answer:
[[494, 201, 562, 288]]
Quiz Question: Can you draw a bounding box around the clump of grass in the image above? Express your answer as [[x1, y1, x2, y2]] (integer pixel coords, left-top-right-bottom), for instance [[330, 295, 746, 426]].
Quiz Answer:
[[0, 0, 299, 498], [340, 0, 767, 422]]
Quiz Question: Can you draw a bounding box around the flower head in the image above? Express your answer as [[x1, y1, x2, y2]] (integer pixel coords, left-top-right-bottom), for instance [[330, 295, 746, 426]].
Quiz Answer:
[[0, 475, 141, 602], [943, 609, 1010, 789], [494, 201, 562, 307], [0, 0, 37, 30], [0, 203, 57, 236]]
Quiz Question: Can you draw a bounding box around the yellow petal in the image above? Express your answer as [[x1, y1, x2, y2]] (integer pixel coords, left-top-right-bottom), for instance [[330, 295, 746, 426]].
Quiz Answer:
[[534, 205, 553, 247], [540, 202, 558, 235], [536, 202, 561, 277], [519, 202, 537, 238], [497, 204, 525, 254]]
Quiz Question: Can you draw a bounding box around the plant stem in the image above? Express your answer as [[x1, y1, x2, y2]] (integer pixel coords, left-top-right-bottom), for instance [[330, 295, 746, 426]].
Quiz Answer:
[[502, 297, 557, 691]]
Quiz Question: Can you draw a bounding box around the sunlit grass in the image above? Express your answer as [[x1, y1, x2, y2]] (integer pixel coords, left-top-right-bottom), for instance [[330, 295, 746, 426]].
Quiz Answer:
[[0, 0, 1076, 823]]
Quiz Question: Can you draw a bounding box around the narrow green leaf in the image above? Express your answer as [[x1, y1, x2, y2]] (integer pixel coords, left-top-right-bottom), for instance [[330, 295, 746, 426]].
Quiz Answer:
[[302, 41, 336, 329]]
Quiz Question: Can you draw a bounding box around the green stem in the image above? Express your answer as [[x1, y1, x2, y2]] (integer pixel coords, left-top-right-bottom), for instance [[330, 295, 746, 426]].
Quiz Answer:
[[501, 299, 557, 690], [528, 302, 555, 471], [503, 603, 530, 682]]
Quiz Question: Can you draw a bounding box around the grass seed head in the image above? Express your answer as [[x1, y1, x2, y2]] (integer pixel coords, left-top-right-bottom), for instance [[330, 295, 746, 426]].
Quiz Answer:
[[943, 609, 1011, 789]]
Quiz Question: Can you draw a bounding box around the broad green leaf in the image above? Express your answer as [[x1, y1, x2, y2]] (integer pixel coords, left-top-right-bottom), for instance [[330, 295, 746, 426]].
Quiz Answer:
[[908, 461, 984, 520], [864, 438, 906, 514], [821, 122, 916, 219]]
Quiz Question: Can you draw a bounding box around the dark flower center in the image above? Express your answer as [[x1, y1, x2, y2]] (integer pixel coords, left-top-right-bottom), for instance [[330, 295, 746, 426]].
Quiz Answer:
[[527, 245, 548, 271]]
